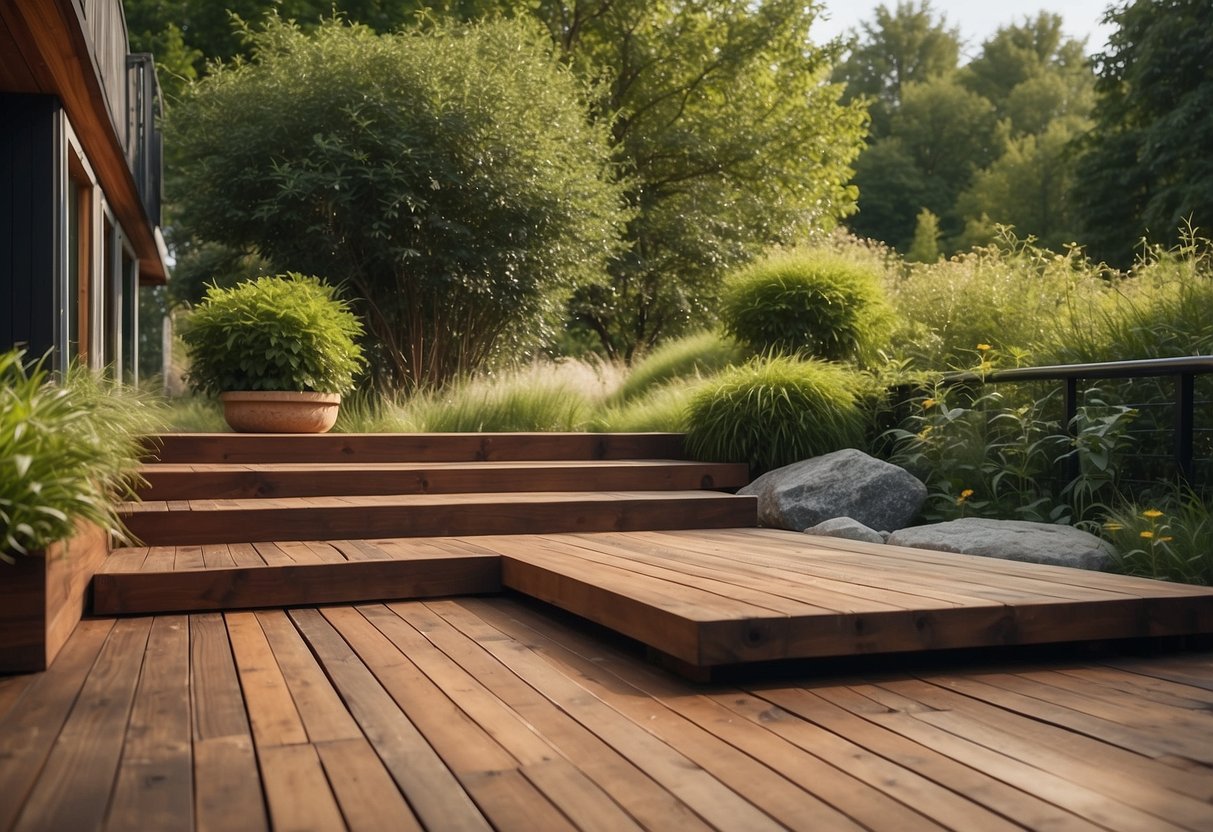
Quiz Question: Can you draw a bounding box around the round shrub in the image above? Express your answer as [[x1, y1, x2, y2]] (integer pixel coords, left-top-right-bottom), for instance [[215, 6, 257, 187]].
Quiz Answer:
[[684, 356, 867, 473], [182, 274, 365, 396], [720, 249, 893, 364]]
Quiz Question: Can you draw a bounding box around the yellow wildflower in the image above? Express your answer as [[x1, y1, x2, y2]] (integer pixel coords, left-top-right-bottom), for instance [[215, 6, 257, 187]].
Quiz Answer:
[[1103, 521, 1123, 532], [917, 425, 933, 440], [922, 398, 937, 410], [1161, 536, 1174, 543], [976, 343, 992, 351], [1139, 530, 1155, 539], [1142, 508, 1164, 519], [956, 489, 974, 505]]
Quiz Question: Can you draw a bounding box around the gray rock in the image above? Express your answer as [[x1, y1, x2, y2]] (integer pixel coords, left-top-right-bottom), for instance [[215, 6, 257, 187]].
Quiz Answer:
[[738, 449, 926, 532], [804, 517, 886, 545], [887, 518, 1114, 571]]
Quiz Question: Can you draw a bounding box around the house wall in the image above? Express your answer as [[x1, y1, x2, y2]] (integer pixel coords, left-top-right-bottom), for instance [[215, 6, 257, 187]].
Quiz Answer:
[[0, 93, 59, 359]]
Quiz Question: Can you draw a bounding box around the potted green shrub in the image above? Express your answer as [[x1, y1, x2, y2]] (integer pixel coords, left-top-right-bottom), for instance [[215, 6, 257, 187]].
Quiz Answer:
[[1, 350, 161, 670], [181, 274, 365, 433]]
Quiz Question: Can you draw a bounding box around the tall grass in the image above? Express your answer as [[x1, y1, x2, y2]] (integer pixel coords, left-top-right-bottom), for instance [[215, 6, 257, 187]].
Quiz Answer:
[[610, 332, 742, 404], [593, 383, 701, 432]]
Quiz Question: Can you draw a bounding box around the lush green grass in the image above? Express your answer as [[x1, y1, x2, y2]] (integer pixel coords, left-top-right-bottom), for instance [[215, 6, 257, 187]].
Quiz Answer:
[[1099, 485, 1213, 585], [593, 383, 700, 432], [610, 332, 742, 404], [163, 396, 228, 432]]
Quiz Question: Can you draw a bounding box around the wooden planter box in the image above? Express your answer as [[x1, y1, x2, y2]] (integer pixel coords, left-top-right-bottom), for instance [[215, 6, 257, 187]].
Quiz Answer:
[[0, 521, 109, 673]]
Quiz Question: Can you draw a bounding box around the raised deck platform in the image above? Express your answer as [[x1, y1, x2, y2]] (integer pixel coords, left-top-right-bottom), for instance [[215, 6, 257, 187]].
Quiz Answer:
[[96, 528, 1213, 670]]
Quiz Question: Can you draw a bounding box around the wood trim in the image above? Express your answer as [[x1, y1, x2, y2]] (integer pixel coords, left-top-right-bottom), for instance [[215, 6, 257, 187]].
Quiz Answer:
[[2, 0, 166, 282]]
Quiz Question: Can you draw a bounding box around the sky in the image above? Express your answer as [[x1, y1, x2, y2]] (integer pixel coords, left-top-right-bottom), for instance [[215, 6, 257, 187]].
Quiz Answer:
[[813, 0, 1117, 57]]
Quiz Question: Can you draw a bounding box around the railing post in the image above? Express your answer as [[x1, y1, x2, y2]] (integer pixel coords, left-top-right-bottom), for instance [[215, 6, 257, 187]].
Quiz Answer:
[[1177, 373, 1195, 480], [1065, 377, 1079, 482]]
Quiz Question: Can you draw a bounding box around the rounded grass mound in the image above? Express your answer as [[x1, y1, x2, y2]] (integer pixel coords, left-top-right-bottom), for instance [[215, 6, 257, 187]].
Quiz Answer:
[[685, 356, 867, 474], [720, 249, 892, 364], [612, 331, 743, 404]]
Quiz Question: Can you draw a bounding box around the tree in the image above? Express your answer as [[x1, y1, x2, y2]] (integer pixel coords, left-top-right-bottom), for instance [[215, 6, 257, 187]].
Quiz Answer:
[[832, 0, 960, 135], [529, 0, 868, 359], [960, 13, 1089, 110], [906, 208, 942, 262], [957, 118, 1087, 250], [1072, 0, 1213, 266], [169, 17, 627, 389]]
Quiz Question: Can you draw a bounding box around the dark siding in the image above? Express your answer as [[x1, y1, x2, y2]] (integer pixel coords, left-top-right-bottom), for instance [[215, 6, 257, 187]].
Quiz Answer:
[[0, 93, 58, 358]]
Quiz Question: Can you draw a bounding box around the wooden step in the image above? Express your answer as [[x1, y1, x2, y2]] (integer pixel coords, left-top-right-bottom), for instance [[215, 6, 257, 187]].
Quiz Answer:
[[137, 459, 749, 500], [145, 432, 686, 464], [120, 491, 758, 546], [92, 539, 502, 615]]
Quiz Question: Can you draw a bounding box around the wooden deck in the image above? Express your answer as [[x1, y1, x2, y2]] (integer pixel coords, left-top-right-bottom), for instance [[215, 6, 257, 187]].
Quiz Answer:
[[95, 528, 1213, 671], [4, 596, 1213, 832]]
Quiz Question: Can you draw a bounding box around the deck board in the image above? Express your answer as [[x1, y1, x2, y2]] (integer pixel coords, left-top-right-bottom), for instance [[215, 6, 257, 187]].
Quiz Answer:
[[4, 599, 1213, 831]]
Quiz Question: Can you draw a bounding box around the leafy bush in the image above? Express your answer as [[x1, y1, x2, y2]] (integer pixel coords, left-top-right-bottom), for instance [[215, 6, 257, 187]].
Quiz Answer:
[[1, 351, 163, 559], [685, 356, 867, 473], [181, 274, 365, 396], [170, 16, 626, 389], [886, 381, 1137, 524], [719, 249, 893, 364], [1100, 487, 1213, 585], [611, 332, 742, 404]]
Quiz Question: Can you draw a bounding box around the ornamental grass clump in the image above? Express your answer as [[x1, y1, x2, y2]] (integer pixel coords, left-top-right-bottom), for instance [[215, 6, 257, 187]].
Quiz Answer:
[[720, 249, 893, 365], [181, 274, 365, 396], [1, 350, 163, 560], [685, 356, 867, 473], [1099, 489, 1213, 585], [611, 331, 743, 404]]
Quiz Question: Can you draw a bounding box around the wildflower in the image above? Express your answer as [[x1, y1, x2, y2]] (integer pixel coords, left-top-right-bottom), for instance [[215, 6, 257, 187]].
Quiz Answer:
[[1103, 521, 1123, 532], [976, 343, 992, 351], [956, 488, 974, 505], [922, 398, 937, 410], [917, 425, 933, 440], [1142, 508, 1164, 519], [1161, 536, 1174, 543], [1139, 530, 1155, 539]]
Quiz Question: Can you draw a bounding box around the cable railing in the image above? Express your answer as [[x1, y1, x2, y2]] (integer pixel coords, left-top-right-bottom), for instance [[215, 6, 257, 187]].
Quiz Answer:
[[937, 355, 1213, 485]]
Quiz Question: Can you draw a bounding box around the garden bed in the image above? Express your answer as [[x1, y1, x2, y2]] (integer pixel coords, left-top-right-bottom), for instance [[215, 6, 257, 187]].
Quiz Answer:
[[0, 520, 109, 672]]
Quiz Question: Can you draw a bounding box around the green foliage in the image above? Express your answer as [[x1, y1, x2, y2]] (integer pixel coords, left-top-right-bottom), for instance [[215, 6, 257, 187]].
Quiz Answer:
[[162, 396, 228, 432], [1, 351, 164, 559], [832, 0, 961, 135], [406, 369, 595, 432], [684, 356, 867, 473], [170, 16, 626, 389], [593, 383, 699, 433], [1072, 0, 1213, 266], [886, 380, 1137, 524], [551, 0, 868, 359], [611, 332, 743, 404], [885, 232, 1105, 369], [1043, 233, 1213, 365], [180, 274, 365, 396], [720, 249, 893, 364], [1100, 489, 1213, 585], [906, 208, 941, 263]]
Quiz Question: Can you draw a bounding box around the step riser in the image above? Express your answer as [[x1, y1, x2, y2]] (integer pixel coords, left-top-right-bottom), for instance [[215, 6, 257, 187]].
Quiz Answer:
[[139, 464, 748, 501], [123, 497, 758, 546], [146, 433, 686, 464]]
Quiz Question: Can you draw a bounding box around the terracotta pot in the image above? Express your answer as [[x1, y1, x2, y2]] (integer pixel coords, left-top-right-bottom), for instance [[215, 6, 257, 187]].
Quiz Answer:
[[220, 391, 341, 433]]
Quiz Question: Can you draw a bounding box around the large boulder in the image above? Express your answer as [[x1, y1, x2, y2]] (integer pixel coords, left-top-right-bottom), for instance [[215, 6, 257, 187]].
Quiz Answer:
[[887, 518, 1115, 571], [738, 449, 926, 532]]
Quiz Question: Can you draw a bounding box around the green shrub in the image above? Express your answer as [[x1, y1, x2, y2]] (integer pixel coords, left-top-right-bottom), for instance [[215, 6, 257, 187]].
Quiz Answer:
[[1100, 487, 1213, 585], [181, 274, 365, 396], [612, 332, 742, 403], [1, 351, 163, 559], [684, 356, 867, 473], [719, 249, 893, 364], [170, 16, 626, 389]]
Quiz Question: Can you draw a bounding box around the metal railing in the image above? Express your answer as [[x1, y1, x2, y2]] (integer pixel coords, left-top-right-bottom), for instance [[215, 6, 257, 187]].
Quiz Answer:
[[938, 355, 1213, 484]]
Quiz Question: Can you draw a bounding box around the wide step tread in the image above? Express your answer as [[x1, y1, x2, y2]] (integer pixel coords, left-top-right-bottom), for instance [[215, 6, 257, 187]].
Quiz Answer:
[[146, 432, 686, 464], [121, 490, 757, 545], [137, 459, 750, 500]]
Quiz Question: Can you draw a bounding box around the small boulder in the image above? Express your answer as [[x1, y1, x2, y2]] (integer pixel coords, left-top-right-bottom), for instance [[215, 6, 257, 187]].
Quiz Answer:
[[886, 518, 1114, 571], [804, 517, 885, 545], [738, 449, 926, 532]]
